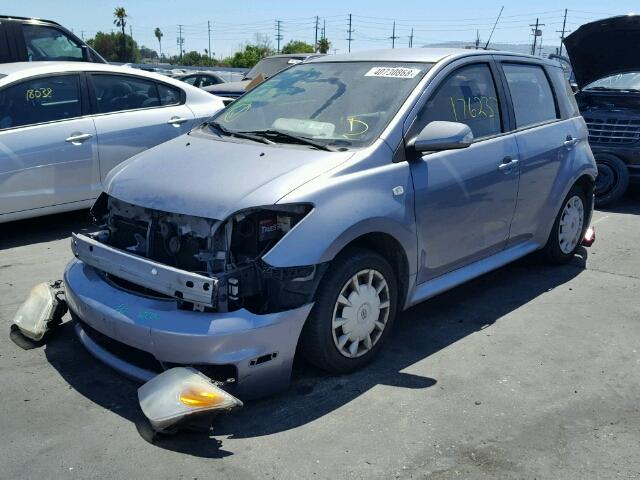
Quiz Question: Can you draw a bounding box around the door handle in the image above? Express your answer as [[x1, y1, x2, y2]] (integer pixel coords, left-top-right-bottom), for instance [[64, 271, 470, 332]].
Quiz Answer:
[[564, 136, 579, 148], [498, 156, 519, 172], [167, 116, 189, 126], [65, 133, 93, 144]]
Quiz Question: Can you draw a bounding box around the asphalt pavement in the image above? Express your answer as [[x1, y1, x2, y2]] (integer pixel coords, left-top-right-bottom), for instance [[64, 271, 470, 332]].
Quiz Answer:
[[1, 187, 639, 479]]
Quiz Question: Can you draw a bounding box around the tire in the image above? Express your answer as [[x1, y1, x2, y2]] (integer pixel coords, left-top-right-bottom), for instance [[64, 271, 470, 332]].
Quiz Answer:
[[594, 153, 629, 207], [299, 247, 398, 373], [542, 185, 588, 264]]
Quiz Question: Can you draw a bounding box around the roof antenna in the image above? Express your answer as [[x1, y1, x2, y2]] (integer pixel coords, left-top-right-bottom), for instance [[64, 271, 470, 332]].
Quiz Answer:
[[484, 6, 504, 50]]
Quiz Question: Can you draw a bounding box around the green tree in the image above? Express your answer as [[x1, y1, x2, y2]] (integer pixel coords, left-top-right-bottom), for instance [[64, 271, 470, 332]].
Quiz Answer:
[[224, 37, 274, 68], [177, 50, 218, 66], [113, 7, 128, 60], [87, 31, 140, 62], [317, 37, 331, 54], [154, 27, 163, 57], [281, 40, 314, 54], [139, 45, 158, 60]]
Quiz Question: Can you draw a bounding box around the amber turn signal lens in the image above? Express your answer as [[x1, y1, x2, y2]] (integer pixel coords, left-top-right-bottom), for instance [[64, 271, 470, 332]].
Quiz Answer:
[[179, 387, 226, 408]]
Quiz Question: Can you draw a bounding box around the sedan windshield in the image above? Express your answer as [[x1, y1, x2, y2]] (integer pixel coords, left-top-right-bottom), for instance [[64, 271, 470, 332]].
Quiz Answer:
[[212, 62, 431, 148], [586, 72, 640, 91], [244, 57, 304, 80]]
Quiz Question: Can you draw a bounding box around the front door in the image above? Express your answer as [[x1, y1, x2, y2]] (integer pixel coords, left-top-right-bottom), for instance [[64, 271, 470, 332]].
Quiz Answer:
[[0, 73, 99, 215], [408, 62, 520, 282]]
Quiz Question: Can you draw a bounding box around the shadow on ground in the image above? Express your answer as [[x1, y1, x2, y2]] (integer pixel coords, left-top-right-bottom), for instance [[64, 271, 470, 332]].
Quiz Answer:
[[597, 184, 640, 215], [0, 210, 93, 250], [36, 248, 587, 458]]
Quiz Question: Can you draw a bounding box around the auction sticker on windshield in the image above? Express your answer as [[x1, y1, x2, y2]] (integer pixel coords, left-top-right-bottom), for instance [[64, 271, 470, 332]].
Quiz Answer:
[[364, 67, 421, 78]]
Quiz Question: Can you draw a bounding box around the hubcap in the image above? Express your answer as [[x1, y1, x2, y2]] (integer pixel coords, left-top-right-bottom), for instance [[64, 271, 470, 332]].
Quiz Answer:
[[332, 269, 390, 358], [558, 195, 584, 254]]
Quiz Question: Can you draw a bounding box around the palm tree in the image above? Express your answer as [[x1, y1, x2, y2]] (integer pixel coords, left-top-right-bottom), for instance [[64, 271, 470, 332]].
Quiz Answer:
[[113, 7, 128, 60], [317, 37, 331, 54], [154, 27, 163, 58]]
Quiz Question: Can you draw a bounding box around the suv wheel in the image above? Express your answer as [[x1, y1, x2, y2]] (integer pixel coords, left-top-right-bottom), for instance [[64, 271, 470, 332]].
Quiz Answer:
[[594, 153, 629, 207], [542, 185, 588, 264], [300, 247, 397, 373]]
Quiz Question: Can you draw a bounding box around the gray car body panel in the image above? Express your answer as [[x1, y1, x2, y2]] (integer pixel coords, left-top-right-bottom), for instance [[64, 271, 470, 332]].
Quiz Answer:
[[64, 48, 597, 398]]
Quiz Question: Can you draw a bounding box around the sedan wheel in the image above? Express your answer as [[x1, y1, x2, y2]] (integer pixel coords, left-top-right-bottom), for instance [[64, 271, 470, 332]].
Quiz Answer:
[[332, 269, 391, 359], [558, 195, 584, 254]]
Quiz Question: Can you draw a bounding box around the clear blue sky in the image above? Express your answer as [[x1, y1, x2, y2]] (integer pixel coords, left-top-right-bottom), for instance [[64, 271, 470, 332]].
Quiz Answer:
[[9, 1, 639, 59]]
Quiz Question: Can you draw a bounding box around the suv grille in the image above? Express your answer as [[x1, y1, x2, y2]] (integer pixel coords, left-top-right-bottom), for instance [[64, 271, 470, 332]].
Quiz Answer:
[[584, 117, 640, 145]]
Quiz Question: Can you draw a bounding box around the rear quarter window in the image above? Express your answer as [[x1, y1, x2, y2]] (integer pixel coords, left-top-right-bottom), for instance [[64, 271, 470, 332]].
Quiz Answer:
[[503, 63, 559, 128], [547, 65, 580, 118]]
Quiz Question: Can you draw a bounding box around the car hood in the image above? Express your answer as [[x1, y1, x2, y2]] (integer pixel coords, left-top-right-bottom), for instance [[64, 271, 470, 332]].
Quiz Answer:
[[564, 15, 640, 89], [203, 80, 250, 95], [104, 130, 353, 220]]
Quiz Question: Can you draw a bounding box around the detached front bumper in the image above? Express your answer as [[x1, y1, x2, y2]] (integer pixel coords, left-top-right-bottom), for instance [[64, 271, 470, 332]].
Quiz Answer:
[[64, 260, 313, 399]]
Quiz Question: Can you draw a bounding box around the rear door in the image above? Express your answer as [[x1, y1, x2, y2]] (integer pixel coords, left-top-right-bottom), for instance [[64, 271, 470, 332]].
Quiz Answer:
[[0, 73, 99, 215], [87, 73, 195, 179], [408, 59, 521, 282], [495, 59, 577, 244]]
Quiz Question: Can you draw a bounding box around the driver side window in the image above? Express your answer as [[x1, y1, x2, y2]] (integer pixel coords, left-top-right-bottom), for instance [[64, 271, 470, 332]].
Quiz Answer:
[[22, 24, 83, 61], [417, 63, 503, 140]]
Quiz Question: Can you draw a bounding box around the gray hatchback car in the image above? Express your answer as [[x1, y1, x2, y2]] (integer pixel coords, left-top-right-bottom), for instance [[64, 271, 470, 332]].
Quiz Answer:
[[64, 49, 596, 399]]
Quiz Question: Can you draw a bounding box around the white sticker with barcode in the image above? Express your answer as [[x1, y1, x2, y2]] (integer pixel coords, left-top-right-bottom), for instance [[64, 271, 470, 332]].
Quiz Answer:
[[364, 66, 421, 78]]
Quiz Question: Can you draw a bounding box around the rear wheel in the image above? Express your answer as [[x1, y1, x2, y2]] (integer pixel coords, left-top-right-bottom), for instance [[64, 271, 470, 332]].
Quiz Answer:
[[299, 247, 397, 373], [594, 153, 629, 207], [542, 185, 588, 264]]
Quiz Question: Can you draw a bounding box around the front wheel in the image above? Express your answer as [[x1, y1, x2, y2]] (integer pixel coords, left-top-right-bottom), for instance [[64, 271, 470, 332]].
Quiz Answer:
[[594, 153, 629, 207], [542, 185, 588, 264], [299, 247, 398, 373]]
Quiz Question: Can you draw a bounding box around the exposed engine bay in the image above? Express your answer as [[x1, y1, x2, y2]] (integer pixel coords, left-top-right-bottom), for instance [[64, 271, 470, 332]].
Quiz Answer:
[[575, 91, 640, 146], [88, 194, 326, 314]]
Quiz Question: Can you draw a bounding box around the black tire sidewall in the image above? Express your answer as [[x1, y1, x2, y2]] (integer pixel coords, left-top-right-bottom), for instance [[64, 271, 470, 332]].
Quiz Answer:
[[300, 247, 398, 373], [594, 153, 629, 207]]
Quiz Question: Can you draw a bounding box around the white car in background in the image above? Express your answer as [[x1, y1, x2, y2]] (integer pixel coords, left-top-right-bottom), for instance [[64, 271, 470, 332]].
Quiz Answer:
[[0, 62, 224, 223]]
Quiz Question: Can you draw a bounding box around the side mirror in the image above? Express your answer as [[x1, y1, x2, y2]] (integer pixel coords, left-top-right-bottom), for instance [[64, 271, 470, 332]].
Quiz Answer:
[[412, 121, 474, 153]]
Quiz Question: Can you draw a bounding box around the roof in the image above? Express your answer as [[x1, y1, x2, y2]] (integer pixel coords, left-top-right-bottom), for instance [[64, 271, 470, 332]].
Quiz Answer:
[[307, 47, 555, 65], [0, 15, 60, 25], [0, 62, 201, 90]]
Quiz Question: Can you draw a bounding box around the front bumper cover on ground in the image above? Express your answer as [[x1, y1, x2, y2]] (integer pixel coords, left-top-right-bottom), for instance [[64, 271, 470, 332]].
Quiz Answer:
[[64, 260, 313, 399]]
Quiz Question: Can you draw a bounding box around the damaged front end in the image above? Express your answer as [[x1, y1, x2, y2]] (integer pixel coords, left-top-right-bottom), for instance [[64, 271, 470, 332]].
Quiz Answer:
[[75, 193, 325, 314]]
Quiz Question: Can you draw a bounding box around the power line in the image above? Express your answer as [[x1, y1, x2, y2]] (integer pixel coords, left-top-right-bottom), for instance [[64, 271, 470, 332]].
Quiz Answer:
[[530, 18, 545, 56], [347, 13, 354, 52], [389, 21, 399, 48]]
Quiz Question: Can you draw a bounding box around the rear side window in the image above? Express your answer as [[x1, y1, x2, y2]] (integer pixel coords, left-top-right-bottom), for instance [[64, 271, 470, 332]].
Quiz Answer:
[[503, 63, 558, 128], [91, 74, 161, 113], [0, 74, 81, 129], [200, 75, 221, 87], [419, 63, 502, 140], [181, 75, 198, 86], [158, 83, 181, 105], [22, 24, 83, 61]]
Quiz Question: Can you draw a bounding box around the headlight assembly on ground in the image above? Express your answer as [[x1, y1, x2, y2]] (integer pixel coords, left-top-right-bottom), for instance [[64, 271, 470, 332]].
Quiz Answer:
[[11, 281, 67, 343], [138, 367, 243, 433]]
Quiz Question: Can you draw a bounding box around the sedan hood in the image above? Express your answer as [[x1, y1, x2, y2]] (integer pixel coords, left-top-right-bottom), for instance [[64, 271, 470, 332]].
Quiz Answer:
[[203, 80, 250, 96], [564, 15, 640, 89], [104, 130, 353, 220]]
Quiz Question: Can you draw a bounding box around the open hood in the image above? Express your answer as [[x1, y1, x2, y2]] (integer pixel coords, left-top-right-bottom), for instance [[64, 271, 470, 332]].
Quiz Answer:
[[564, 15, 640, 89], [103, 130, 353, 220]]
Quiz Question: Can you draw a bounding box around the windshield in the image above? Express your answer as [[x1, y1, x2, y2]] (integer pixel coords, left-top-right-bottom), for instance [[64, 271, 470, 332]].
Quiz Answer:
[[585, 72, 640, 91], [212, 61, 431, 148], [245, 57, 304, 80]]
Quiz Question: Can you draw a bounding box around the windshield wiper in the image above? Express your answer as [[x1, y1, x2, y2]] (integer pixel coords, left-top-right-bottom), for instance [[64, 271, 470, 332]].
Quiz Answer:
[[205, 121, 273, 145], [585, 86, 640, 92], [237, 129, 333, 151]]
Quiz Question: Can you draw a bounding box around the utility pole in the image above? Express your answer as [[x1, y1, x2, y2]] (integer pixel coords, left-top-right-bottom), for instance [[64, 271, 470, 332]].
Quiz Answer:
[[207, 21, 212, 59], [275, 20, 283, 53], [80, 30, 85, 40], [322, 19, 326, 40], [177, 24, 184, 62], [129, 25, 133, 42], [409, 27, 414, 48], [530, 18, 545, 56], [538, 33, 543, 56], [347, 14, 354, 52], [390, 21, 399, 49], [557, 9, 569, 56], [314, 16, 319, 52], [475, 29, 480, 49]]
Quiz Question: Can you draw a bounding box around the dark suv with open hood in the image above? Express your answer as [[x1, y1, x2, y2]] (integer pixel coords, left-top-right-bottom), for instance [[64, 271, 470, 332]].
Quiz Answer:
[[565, 15, 640, 205]]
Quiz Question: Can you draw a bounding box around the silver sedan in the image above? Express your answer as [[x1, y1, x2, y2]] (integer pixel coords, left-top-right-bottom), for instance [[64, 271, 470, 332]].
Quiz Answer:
[[0, 62, 224, 223]]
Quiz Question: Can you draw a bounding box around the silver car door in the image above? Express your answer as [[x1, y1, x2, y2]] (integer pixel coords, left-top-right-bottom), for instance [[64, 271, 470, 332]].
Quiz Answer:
[[495, 59, 575, 245], [88, 73, 194, 180], [0, 73, 99, 215], [407, 60, 520, 283]]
